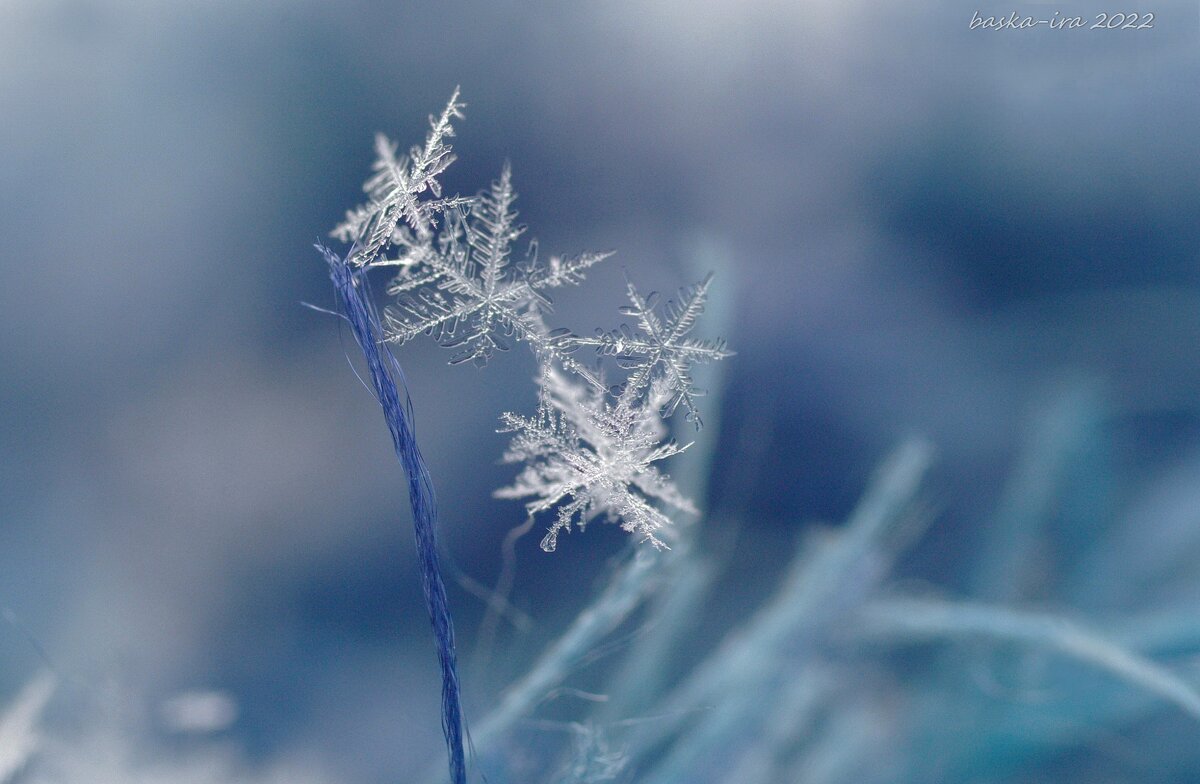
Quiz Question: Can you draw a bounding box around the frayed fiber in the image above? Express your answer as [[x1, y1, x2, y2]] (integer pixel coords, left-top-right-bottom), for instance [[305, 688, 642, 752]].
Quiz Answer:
[[319, 243, 466, 784]]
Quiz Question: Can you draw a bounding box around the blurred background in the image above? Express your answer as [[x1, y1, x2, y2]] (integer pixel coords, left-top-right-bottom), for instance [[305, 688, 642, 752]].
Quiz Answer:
[[2, 1, 1200, 781]]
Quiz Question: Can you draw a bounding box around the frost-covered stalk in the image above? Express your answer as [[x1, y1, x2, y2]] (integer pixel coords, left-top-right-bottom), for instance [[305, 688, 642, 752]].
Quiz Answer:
[[626, 438, 935, 774], [468, 546, 663, 757], [855, 596, 1200, 717], [340, 93, 729, 553], [325, 90, 729, 781]]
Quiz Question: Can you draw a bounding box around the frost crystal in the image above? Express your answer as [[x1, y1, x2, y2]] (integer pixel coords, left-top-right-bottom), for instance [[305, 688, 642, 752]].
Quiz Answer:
[[553, 273, 733, 428], [496, 368, 697, 552], [554, 722, 628, 783], [381, 164, 611, 367]]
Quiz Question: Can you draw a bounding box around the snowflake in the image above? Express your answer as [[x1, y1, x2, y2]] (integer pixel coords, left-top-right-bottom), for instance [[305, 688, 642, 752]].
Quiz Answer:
[[495, 367, 696, 551], [381, 163, 611, 368], [552, 273, 733, 428]]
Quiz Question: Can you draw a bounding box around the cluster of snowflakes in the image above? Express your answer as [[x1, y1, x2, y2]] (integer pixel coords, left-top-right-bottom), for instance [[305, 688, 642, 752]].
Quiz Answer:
[[331, 90, 731, 551]]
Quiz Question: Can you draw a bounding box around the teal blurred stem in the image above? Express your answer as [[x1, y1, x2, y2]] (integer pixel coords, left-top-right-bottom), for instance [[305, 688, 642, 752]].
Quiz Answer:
[[633, 438, 935, 780], [468, 545, 664, 759], [855, 596, 1200, 718]]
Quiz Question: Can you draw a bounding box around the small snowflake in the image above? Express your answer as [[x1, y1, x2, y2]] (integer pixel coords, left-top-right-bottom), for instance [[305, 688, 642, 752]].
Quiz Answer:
[[552, 273, 733, 428]]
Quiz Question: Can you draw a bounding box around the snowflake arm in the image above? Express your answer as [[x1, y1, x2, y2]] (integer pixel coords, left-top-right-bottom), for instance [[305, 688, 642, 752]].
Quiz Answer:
[[470, 162, 523, 296], [524, 250, 615, 290], [331, 88, 469, 266]]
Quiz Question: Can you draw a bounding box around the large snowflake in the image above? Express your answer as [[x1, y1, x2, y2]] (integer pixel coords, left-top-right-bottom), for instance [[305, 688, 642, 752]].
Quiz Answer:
[[496, 367, 696, 551], [381, 163, 611, 369]]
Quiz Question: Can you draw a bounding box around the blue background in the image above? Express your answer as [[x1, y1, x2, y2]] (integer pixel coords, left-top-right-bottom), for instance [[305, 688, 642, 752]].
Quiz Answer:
[[1, 2, 1199, 781]]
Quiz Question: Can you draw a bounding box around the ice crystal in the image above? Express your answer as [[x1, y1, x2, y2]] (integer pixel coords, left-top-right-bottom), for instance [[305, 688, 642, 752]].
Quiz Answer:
[[552, 273, 733, 428], [554, 722, 628, 784], [381, 164, 611, 368], [496, 367, 696, 551]]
